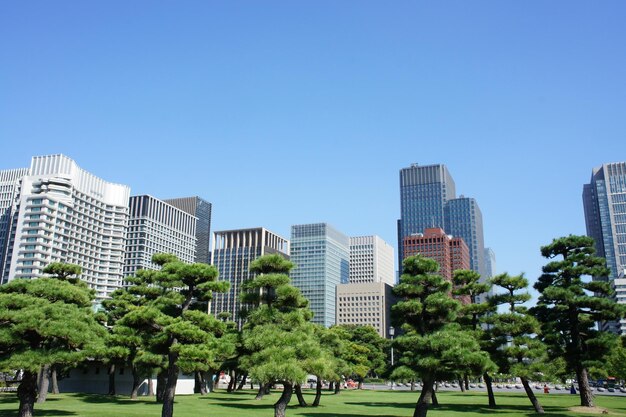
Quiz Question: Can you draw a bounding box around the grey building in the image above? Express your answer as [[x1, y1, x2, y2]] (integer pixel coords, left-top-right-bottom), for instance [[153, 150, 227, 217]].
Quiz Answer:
[[583, 162, 626, 333], [290, 223, 349, 327], [124, 195, 197, 277], [210, 227, 289, 328], [164, 196, 212, 264]]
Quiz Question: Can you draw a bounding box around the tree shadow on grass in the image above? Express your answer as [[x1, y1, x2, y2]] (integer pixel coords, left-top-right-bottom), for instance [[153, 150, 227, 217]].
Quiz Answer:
[[0, 409, 76, 417], [346, 401, 574, 417], [68, 393, 157, 406]]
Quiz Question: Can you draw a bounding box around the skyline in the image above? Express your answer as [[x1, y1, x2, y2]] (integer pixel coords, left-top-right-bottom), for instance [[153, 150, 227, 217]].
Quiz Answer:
[[2, 2, 626, 292]]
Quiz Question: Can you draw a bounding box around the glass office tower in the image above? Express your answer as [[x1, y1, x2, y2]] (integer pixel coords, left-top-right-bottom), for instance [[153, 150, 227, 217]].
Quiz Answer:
[[290, 223, 349, 327]]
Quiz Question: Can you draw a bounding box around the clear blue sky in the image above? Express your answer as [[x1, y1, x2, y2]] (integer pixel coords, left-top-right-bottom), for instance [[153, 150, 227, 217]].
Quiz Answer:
[[1, 1, 625, 294]]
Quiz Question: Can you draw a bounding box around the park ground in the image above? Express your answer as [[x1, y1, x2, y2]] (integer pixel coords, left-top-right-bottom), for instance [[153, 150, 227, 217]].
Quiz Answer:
[[1, 389, 625, 417]]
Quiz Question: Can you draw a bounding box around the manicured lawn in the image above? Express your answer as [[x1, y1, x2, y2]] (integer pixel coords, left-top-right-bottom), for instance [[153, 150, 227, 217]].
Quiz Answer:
[[1, 389, 625, 417]]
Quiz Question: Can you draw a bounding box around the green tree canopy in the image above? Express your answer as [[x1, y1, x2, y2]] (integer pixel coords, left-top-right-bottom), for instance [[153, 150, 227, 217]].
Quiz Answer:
[[120, 254, 228, 417], [392, 256, 494, 417], [531, 235, 626, 408], [239, 254, 321, 417], [0, 277, 106, 417]]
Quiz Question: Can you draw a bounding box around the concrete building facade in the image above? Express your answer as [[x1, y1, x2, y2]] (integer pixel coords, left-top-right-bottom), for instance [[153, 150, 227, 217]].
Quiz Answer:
[[211, 227, 289, 328], [349, 235, 394, 286], [336, 281, 395, 338], [164, 196, 212, 264], [123, 195, 197, 277]]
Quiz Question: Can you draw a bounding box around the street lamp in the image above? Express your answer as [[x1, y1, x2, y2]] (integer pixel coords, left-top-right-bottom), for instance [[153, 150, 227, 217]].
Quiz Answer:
[[389, 326, 395, 390]]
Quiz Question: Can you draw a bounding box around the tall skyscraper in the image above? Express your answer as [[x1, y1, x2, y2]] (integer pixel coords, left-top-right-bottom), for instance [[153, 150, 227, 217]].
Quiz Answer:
[[164, 196, 212, 264], [349, 235, 395, 286], [123, 195, 197, 277], [211, 227, 289, 328], [398, 164, 456, 272], [583, 162, 626, 333], [445, 196, 486, 277], [0, 155, 130, 302], [290, 223, 349, 327], [398, 163, 487, 283], [583, 162, 626, 282]]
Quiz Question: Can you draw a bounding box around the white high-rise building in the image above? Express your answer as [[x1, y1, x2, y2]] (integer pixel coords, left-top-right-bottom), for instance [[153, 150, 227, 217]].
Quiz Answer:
[[349, 235, 394, 285], [0, 155, 130, 302]]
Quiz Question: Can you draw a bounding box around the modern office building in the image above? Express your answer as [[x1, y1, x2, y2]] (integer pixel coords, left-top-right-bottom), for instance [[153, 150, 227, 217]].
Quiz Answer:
[[583, 161, 626, 333], [349, 235, 394, 286], [210, 227, 289, 328], [0, 155, 130, 302], [123, 195, 197, 277], [583, 162, 626, 283], [290, 223, 349, 327], [164, 196, 212, 264], [402, 227, 470, 281], [398, 163, 488, 285], [398, 164, 456, 272], [336, 282, 395, 338], [444, 196, 485, 277]]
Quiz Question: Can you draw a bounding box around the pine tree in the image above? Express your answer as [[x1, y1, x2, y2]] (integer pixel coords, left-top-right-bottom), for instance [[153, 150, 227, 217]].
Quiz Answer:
[[120, 253, 228, 417], [531, 235, 626, 407], [240, 254, 322, 417], [392, 255, 494, 417], [488, 273, 547, 413], [0, 277, 106, 417]]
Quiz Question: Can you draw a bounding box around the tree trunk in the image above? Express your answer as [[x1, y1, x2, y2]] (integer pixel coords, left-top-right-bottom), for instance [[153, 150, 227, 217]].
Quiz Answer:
[[312, 376, 322, 407], [464, 375, 469, 390], [131, 366, 142, 400], [148, 376, 154, 396], [411, 380, 415, 391], [484, 373, 496, 408], [328, 381, 334, 391], [521, 376, 544, 414], [334, 381, 341, 394], [294, 384, 307, 406], [413, 378, 434, 417], [194, 371, 206, 394], [255, 383, 269, 400], [357, 380, 363, 389], [17, 370, 38, 417], [237, 373, 248, 391], [227, 370, 236, 392], [161, 348, 180, 417], [36, 365, 50, 403], [274, 382, 293, 417], [459, 379, 465, 392], [431, 389, 439, 406], [50, 366, 59, 394], [576, 366, 594, 407], [156, 371, 167, 403], [108, 364, 116, 396]]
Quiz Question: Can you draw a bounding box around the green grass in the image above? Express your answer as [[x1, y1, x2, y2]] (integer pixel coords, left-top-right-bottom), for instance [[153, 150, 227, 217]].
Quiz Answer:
[[1, 389, 625, 417]]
